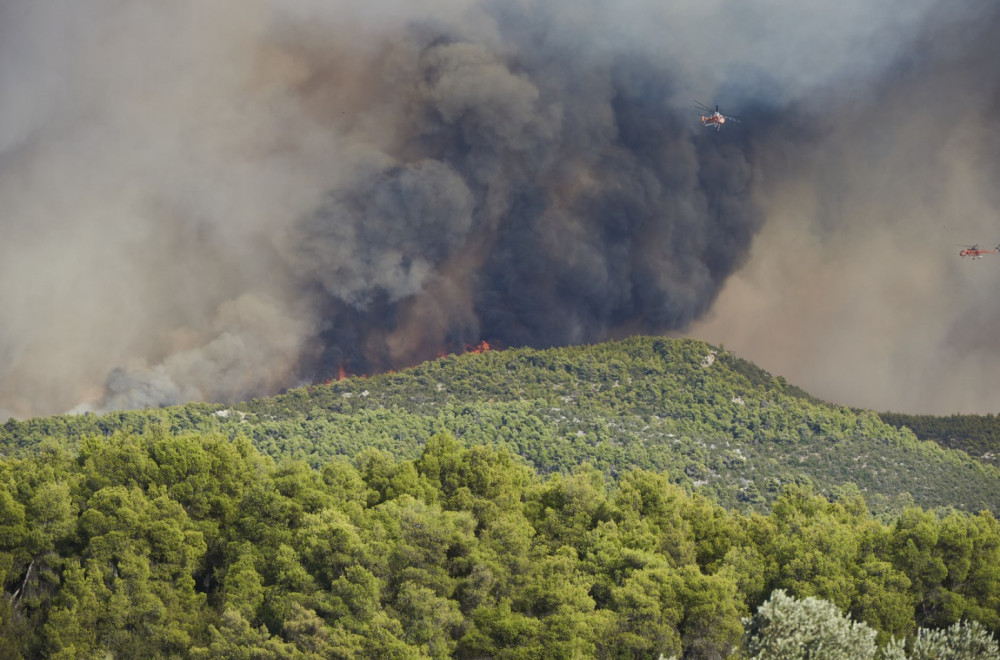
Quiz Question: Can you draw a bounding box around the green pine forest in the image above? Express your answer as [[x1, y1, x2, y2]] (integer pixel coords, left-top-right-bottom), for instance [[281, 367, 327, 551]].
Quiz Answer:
[[2, 336, 1000, 658], [877, 411, 1000, 467]]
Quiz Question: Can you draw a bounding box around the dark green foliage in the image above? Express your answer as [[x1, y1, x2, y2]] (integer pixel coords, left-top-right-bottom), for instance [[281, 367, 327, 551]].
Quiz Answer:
[[879, 412, 1000, 466]]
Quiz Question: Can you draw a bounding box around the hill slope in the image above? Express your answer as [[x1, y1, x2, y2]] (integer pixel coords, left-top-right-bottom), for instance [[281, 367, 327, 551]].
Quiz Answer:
[[878, 411, 1000, 466], [3, 336, 998, 514]]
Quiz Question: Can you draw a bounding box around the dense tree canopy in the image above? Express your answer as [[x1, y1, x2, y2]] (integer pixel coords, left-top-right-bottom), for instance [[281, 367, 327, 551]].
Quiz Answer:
[[0, 428, 998, 658], [879, 412, 1000, 466]]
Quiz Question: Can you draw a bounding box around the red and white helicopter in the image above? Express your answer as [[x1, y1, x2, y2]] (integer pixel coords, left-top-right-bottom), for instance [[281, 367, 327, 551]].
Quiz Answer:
[[696, 102, 740, 131], [959, 243, 1000, 259]]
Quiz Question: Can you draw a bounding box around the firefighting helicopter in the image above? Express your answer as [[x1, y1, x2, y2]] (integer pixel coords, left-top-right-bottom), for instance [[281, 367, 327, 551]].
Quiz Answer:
[[696, 102, 740, 131], [958, 243, 1000, 259]]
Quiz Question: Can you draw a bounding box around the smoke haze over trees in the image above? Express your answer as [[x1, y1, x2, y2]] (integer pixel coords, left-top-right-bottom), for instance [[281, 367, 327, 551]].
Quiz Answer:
[[0, 0, 996, 416]]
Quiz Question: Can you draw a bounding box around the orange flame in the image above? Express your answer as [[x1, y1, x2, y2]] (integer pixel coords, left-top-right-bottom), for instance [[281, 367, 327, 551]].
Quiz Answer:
[[434, 339, 496, 360]]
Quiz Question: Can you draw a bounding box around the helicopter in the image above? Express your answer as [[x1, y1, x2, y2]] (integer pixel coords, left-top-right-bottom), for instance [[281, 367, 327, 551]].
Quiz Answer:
[[696, 102, 740, 131], [958, 243, 1000, 259]]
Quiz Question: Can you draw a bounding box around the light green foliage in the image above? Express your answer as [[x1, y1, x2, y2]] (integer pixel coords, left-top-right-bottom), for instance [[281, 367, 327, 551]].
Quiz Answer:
[[393, 581, 464, 658], [222, 546, 266, 622], [744, 589, 879, 659], [608, 565, 685, 656], [675, 565, 743, 658], [41, 560, 108, 658], [907, 620, 1000, 659], [189, 609, 299, 659], [747, 592, 1000, 660]]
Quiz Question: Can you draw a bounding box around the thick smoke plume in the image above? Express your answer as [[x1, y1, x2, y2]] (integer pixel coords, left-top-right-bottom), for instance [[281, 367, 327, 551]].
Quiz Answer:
[[691, 1, 1000, 413], [0, 0, 993, 417]]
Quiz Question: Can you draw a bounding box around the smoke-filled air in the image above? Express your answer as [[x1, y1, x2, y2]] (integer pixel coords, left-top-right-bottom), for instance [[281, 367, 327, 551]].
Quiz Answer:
[[0, 0, 996, 418]]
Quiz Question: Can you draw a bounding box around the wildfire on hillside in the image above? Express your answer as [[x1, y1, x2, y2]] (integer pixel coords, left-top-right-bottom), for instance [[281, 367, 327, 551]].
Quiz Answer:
[[325, 340, 500, 385], [438, 340, 494, 358], [466, 340, 491, 354]]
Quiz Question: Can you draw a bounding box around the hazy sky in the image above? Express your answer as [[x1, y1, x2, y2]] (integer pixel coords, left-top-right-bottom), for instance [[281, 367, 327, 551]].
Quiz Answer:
[[1, 0, 997, 417], [688, 0, 1000, 413]]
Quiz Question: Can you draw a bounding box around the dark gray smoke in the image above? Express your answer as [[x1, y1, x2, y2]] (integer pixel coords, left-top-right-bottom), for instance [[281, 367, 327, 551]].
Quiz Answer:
[[296, 43, 762, 377], [0, 0, 988, 417]]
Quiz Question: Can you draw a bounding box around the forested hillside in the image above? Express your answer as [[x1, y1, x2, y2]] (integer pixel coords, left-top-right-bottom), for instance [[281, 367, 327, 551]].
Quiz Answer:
[[3, 337, 1000, 657], [878, 412, 1000, 466], [4, 337, 999, 515], [1, 428, 999, 658]]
